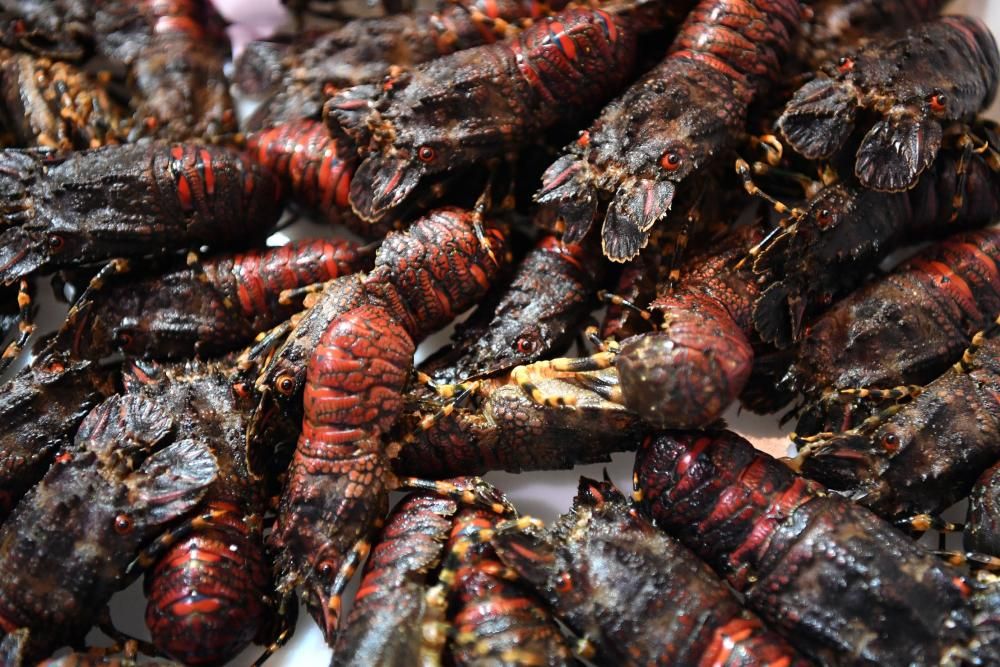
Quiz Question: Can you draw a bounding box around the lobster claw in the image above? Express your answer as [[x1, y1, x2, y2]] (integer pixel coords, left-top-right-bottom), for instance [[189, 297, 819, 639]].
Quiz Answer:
[[349, 155, 422, 222], [778, 77, 858, 160], [601, 178, 675, 263]]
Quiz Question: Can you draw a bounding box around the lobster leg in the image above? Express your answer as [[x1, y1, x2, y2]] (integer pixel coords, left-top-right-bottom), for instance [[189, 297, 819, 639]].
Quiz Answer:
[[512, 352, 617, 408], [0, 278, 35, 375]]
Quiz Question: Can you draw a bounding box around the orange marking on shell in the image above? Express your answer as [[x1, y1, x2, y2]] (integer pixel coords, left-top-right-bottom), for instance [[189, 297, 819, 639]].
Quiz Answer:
[[171, 596, 223, 616]]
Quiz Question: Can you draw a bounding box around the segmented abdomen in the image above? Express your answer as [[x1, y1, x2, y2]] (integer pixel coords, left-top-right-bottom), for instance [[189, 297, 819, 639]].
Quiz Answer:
[[333, 494, 457, 666], [636, 431, 977, 664], [145, 501, 271, 665], [446, 508, 574, 666], [203, 238, 363, 330], [508, 8, 637, 127], [248, 120, 353, 214], [670, 0, 802, 99], [150, 144, 282, 240], [368, 207, 509, 341]]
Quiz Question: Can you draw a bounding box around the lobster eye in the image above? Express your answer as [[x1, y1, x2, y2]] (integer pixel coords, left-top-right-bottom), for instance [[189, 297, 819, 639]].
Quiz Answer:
[[114, 514, 134, 535], [275, 372, 296, 396], [115, 330, 134, 347], [317, 560, 336, 580], [881, 432, 900, 452], [556, 571, 573, 593], [417, 146, 436, 163], [837, 56, 854, 73], [660, 152, 681, 171], [929, 93, 947, 114], [516, 337, 537, 355], [48, 234, 65, 252], [233, 382, 251, 399], [815, 208, 833, 226]]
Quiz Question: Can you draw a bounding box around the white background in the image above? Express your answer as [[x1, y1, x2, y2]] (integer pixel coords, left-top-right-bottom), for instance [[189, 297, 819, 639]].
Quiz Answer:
[[90, 1, 1000, 664]]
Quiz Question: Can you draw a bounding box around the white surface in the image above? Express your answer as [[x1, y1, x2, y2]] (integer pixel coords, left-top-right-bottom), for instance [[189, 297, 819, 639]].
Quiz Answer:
[[90, 1, 1000, 664]]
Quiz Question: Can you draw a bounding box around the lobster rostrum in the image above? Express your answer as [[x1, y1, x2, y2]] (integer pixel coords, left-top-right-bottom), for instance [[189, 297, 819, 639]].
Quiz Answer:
[[325, 6, 638, 223], [0, 142, 282, 286], [125, 355, 285, 666], [0, 393, 218, 662], [57, 238, 368, 361], [779, 15, 1000, 192], [266, 207, 512, 643], [483, 478, 809, 666], [634, 429, 983, 665], [536, 0, 803, 261], [420, 233, 603, 386]]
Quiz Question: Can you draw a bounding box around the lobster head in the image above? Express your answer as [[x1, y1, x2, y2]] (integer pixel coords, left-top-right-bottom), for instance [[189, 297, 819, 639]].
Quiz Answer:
[[537, 60, 737, 262], [327, 73, 507, 222], [52, 394, 218, 561]]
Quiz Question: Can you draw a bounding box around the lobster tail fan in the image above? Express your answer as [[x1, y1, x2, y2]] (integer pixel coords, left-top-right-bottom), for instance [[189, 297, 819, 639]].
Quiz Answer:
[[536, 153, 598, 244], [323, 84, 379, 153], [600, 178, 674, 262], [855, 115, 942, 192], [778, 77, 858, 159]]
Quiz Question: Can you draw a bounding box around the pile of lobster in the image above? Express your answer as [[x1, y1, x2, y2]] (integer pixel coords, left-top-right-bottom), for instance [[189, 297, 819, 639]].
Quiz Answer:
[[1, 0, 1000, 664]]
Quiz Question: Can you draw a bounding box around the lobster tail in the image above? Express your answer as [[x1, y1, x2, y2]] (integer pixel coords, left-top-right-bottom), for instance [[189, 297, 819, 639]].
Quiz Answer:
[[778, 77, 858, 159], [145, 518, 272, 665], [855, 115, 943, 192]]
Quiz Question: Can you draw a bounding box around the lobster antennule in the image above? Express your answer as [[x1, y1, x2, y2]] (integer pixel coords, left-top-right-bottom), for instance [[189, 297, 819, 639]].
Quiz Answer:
[[601, 179, 675, 262], [855, 114, 943, 192], [778, 77, 858, 160], [536, 153, 599, 244], [348, 154, 422, 222]]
